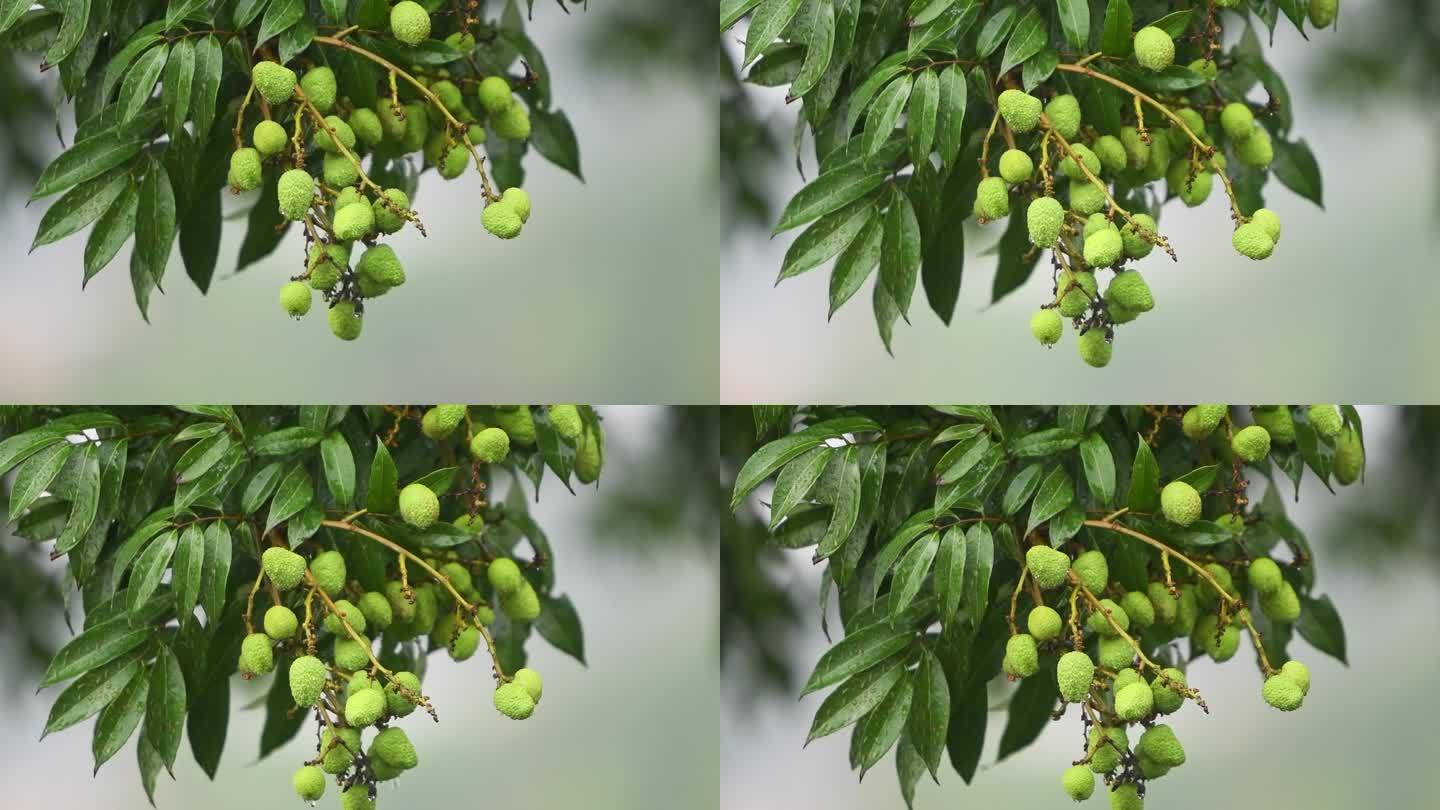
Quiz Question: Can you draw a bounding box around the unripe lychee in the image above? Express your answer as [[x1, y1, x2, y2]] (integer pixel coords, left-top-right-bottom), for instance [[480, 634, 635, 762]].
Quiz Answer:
[[1134, 26, 1175, 71], [1150, 667, 1186, 714], [1057, 651, 1095, 702], [383, 580, 417, 624], [1195, 563, 1235, 609], [307, 243, 348, 289], [482, 201, 523, 239], [507, 668, 543, 704], [437, 142, 470, 179], [1220, 102, 1255, 141], [324, 599, 366, 636], [309, 550, 347, 596], [1160, 481, 1202, 526], [1120, 214, 1157, 259], [1167, 162, 1213, 206], [349, 107, 384, 146], [495, 407, 537, 445], [1026, 605, 1062, 641], [448, 625, 480, 661], [1087, 599, 1130, 636], [1182, 404, 1227, 439], [997, 89, 1042, 132], [328, 300, 362, 341], [369, 754, 402, 782], [1107, 272, 1154, 314], [1025, 545, 1071, 590], [1141, 127, 1172, 180], [385, 670, 422, 716], [502, 581, 541, 622], [1112, 668, 1142, 695], [1031, 309, 1063, 346], [351, 591, 391, 631], [390, 1, 431, 45], [313, 115, 356, 153], [1333, 427, 1363, 484], [501, 187, 531, 223], [1063, 764, 1095, 801], [1083, 228, 1123, 268], [1252, 406, 1295, 445], [1082, 214, 1116, 240], [1069, 181, 1106, 216], [1027, 196, 1064, 247], [1071, 550, 1108, 593], [333, 635, 372, 671], [1003, 633, 1040, 678], [323, 152, 360, 187], [1232, 425, 1271, 461], [1247, 557, 1283, 596], [1147, 582, 1178, 624], [1043, 94, 1082, 139], [421, 404, 465, 439], [293, 765, 326, 801], [280, 281, 312, 318], [1060, 144, 1101, 182], [1109, 783, 1143, 810], [277, 169, 315, 221], [1138, 724, 1186, 768], [1119, 590, 1155, 628], [299, 66, 337, 113], [445, 31, 476, 50], [1093, 135, 1126, 175], [1059, 289, 1089, 318], [494, 681, 536, 719], [344, 681, 386, 726], [1078, 328, 1112, 367], [339, 786, 374, 810], [1262, 673, 1304, 711], [262, 547, 307, 590], [576, 428, 603, 483], [288, 654, 326, 707], [253, 119, 287, 157], [487, 558, 524, 595], [1260, 581, 1301, 622], [372, 726, 418, 770], [428, 79, 463, 119], [410, 585, 439, 634], [321, 727, 361, 774], [1087, 726, 1128, 772], [375, 98, 407, 140], [1281, 660, 1310, 695], [1119, 126, 1150, 170], [372, 188, 411, 234], [1115, 681, 1154, 721], [998, 148, 1033, 184], [263, 604, 299, 639], [1098, 635, 1134, 670], [478, 76, 514, 114], [398, 483, 439, 529], [548, 404, 583, 440], [228, 148, 263, 191], [238, 632, 275, 677], [1309, 0, 1337, 27], [974, 176, 1010, 220], [492, 103, 531, 140], [252, 61, 296, 105], [1170, 585, 1199, 636], [1188, 58, 1218, 80], [333, 201, 375, 241], [1195, 615, 1240, 661], [1236, 126, 1273, 166], [357, 244, 406, 294]]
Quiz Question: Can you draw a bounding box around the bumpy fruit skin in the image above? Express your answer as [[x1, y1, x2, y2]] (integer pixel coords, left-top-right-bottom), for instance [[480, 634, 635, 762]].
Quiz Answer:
[[390, 1, 431, 45], [340, 786, 374, 810], [321, 728, 361, 774], [310, 550, 347, 596], [354, 591, 392, 631], [495, 407, 537, 445], [493, 103, 532, 140], [1150, 668, 1187, 714], [334, 636, 372, 671], [1060, 144, 1101, 182], [277, 169, 315, 221], [1093, 135, 1127, 175], [329, 301, 362, 341], [1063, 764, 1095, 801], [1087, 599, 1130, 636], [1188, 58, 1218, 80], [372, 727, 419, 770], [1119, 590, 1156, 628], [1044, 94, 1082, 139], [449, 625, 481, 661], [437, 143, 470, 179], [1281, 660, 1311, 695], [324, 599, 366, 635], [1112, 668, 1142, 694], [1082, 213, 1114, 241], [487, 557, 524, 594], [1232, 425, 1272, 461], [1263, 673, 1304, 711], [314, 115, 356, 153], [289, 655, 327, 707], [1300, 406, 1340, 442], [383, 580, 418, 624], [478, 76, 514, 114], [1147, 582, 1178, 624], [494, 681, 537, 719], [1003, 633, 1040, 678], [1098, 635, 1133, 670], [357, 244, 406, 294], [420, 404, 465, 439], [1220, 102, 1255, 140], [1120, 126, 1150, 170], [238, 633, 274, 676], [1069, 182, 1106, 216], [1107, 271, 1154, 313], [470, 426, 511, 462], [548, 404, 583, 440], [1261, 581, 1301, 622], [1160, 481, 1202, 526], [1134, 26, 1175, 71], [501, 581, 541, 622], [252, 61, 296, 104], [1247, 557, 1283, 596], [1031, 309, 1063, 346], [1109, 783, 1143, 810], [998, 89, 1042, 132], [349, 108, 384, 146], [1182, 404, 1226, 439], [323, 152, 360, 187], [974, 176, 1010, 220], [1309, 0, 1338, 27], [1088, 726, 1128, 772], [262, 547, 307, 590], [1137, 724, 1186, 768], [575, 428, 603, 483], [385, 670, 423, 716], [1237, 127, 1274, 167], [1027, 196, 1064, 247], [1195, 563, 1235, 609], [1027, 605, 1063, 641], [1059, 289, 1088, 318], [253, 119, 287, 156], [299, 66, 337, 112], [372, 188, 411, 234], [512, 667, 544, 703], [293, 765, 326, 801], [1071, 550, 1108, 594], [334, 200, 375, 241], [398, 483, 440, 529], [1252, 406, 1296, 445], [1115, 681, 1155, 721], [228, 148, 263, 191], [482, 202, 523, 239], [344, 683, 386, 726], [1025, 545, 1071, 590], [1168, 163, 1213, 206], [998, 148, 1034, 184], [1120, 214, 1157, 258], [264, 605, 299, 639], [308, 243, 348, 289], [1333, 427, 1364, 484], [501, 187, 531, 222], [1057, 651, 1096, 702], [1083, 228, 1123, 268], [280, 281, 312, 318]]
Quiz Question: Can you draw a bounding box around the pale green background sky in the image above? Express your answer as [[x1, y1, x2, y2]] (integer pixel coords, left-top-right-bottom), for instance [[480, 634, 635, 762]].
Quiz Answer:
[[721, 0, 1439, 403], [0, 407, 719, 810], [0, 5, 717, 404], [721, 407, 1440, 810]]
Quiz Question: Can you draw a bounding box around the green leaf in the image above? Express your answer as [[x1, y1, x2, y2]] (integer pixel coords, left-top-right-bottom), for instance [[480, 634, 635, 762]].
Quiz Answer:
[[1149, 9, 1192, 38], [790, 0, 835, 98], [722, 0, 764, 30], [162, 37, 194, 139], [989, 205, 1043, 303], [906, 68, 938, 167], [46, 0, 92, 65], [907, 647, 950, 778], [535, 593, 586, 664], [237, 170, 290, 271], [40, 616, 152, 687], [1010, 428, 1082, 457], [842, 52, 909, 135], [255, 0, 303, 44], [806, 658, 905, 743], [962, 523, 993, 626], [775, 166, 891, 235], [321, 0, 351, 23], [530, 107, 583, 181], [1056, 0, 1090, 50], [9, 441, 75, 519], [189, 35, 223, 142], [999, 7, 1046, 75], [744, 0, 807, 66], [934, 65, 968, 167], [186, 677, 229, 779], [779, 198, 877, 282], [1101, 0, 1133, 57], [138, 721, 163, 804], [889, 532, 939, 621], [770, 446, 834, 529], [165, 0, 210, 28], [265, 463, 314, 533], [321, 431, 356, 506], [1296, 593, 1346, 664], [897, 734, 925, 810], [179, 189, 222, 293], [174, 432, 232, 484], [143, 645, 186, 774], [933, 526, 966, 626], [880, 188, 921, 319], [43, 650, 142, 737], [171, 523, 205, 624], [31, 168, 130, 251], [134, 162, 177, 286], [0, 0, 31, 33], [32, 128, 146, 201], [199, 520, 232, 623], [92, 662, 149, 772], [975, 5, 1016, 59], [828, 211, 884, 317], [855, 673, 914, 775], [366, 439, 399, 513], [54, 444, 102, 555], [863, 74, 912, 159], [1026, 464, 1073, 537], [241, 462, 286, 515], [1271, 138, 1323, 208], [1079, 433, 1116, 506], [1127, 437, 1160, 513], [801, 622, 915, 695], [251, 426, 324, 455], [1175, 463, 1219, 493], [118, 43, 169, 125], [127, 530, 179, 615], [997, 664, 1058, 759], [83, 178, 139, 285], [817, 447, 862, 558], [731, 417, 880, 509], [1002, 463, 1043, 516]]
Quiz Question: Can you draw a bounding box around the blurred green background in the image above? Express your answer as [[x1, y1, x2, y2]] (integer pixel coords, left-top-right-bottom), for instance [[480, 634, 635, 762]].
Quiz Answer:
[[720, 1, 1440, 402], [0, 3, 717, 404], [0, 406, 718, 810], [721, 405, 1440, 810]]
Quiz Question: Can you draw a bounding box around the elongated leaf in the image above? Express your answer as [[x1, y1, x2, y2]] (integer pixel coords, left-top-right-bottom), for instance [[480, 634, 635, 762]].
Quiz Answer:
[[790, 0, 835, 98], [801, 623, 915, 695], [1002, 463, 1043, 516], [54, 443, 102, 554], [770, 446, 834, 529], [997, 665, 1058, 759], [535, 593, 586, 664], [174, 432, 232, 484], [84, 179, 139, 285], [855, 674, 914, 775], [171, 523, 205, 624], [93, 665, 149, 772], [828, 212, 883, 317], [1127, 437, 1160, 513], [321, 431, 356, 506], [1056, 0, 1090, 50], [39, 617, 151, 687], [779, 199, 876, 282], [744, 0, 807, 66], [806, 658, 905, 743], [722, 0, 763, 30], [32, 169, 129, 251], [999, 7, 1046, 75], [817, 448, 863, 558], [933, 526, 966, 626], [118, 44, 169, 125], [256, 0, 303, 44], [190, 35, 223, 142], [366, 440, 399, 513], [975, 5, 1016, 59], [1079, 433, 1116, 506], [1026, 465, 1074, 537], [907, 647, 950, 778], [962, 523, 993, 626], [162, 37, 194, 139], [127, 530, 179, 614], [265, 463, 313, 532], [9, 441, 75, 519], [935, 65, 968, 167], [0, 0, 31, 33], [233, 0, 271, 28], [144, 646, 186, 774], [241, 461, 285, 515], [731, 417, 880, 509], [1297, 593, 1346, 664], [134, 162, 177, 286], [906, 68, 938, 167], [862, 74, 912, 159], [200, 520, 232, 623], [252, 426, 324, 456], [889, 533, 939, 620], [44, 651, 142, 737], [880, 189, 920, 317], [1101, 0, 1133, 57]]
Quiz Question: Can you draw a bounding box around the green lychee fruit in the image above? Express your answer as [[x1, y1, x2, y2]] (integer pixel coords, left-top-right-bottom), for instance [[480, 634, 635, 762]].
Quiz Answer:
[[512, 667, 543, 703], [1170, 585, 1199, 636], [1220, 102, 1255, 140], [228, 148, 263, 191], [238, 632, 274, 676], [321, 727, 361, 774], [1044, 94, 1082, 139], [420, 404, 466, 439], [1060, 144, 1101, 183], [1027, 605, 1062, 641], [324, 599, 366, 635], [998, 89, 1042, 133], [449, 625, 480, 661], [438, 562, 472, 594], [575, 428, 603, 483], [383, 581, 417, 624], [1119, 126, 1150, 170], [1083, 228, 1123, 268], [300, 66, 337, 113], [1147, 582, 1178, 624], [1088, 726, 1128, 772], [289, 654, 326, 706], [1182, 404, 1227, 439], [1083, 213, 1116, 240], [307, 243, 348, 289], [1281, 660, 1310, 695], [1057, 650, 1096, 703], [372, 726, 418, 770], [1120, 214, 1157, 259], [390, 1, 431, 45], [492, 103, 531, 140], [1333, 427, 1364, 485], [478, 76, 514, 114], [1252, 406, 1296, 445], [376, 98, 408, 140], [1115, 680, 1154, 721], [1196, 563, 1235, 609], [1109, 783, 1143, 810], [1107, 271, 1154, 313], [344, 682, 385, 726], [1096, 634, 1132, 670], [1247, 557, 1283, 596], [1093, 135, 1127, 175], [372, 188, 411, 234], [1260, 581, 1301, 622], [333, 635, 372, 671], [349, 108, 384, 146], [280, 281, 312, 318], [323, 152, 360, 187], [437, 141, 470, 179], [1262, 673, 1304, 711], [1112, 667, 1142, 694], [1031, 309, 1063, 345], [1063, 764, 1095, 801], [428, 79, 463, 120], [1167, 161, 1213, 206], [357, 244, 407, 293], [252, 61, 296, 105], [329, 300, 362, 341], [357, 591, 393, 631], [410, 585, 439, 634], [998, 148, 1033, 184], [1138, 724, 1186, 768], [1027, 196, 1064, 247], [1188, 58, 1218, 80], [385, 670, 423, 716], [482, 201, 523, 239], [1160, 481, 1201, 526], [1236, 126, 1274, 166], [1119, 590, 1156, 628], [502, 580, 542, 622], [313, 115, 356, 153], [1309, 0, 1338, 27], [333, 201, 375, 241], [1301, 406, 1340, 442], [1059, 289, 1089, 318], [445, 31, 476, 50], [494, 681, 535, 719], [1150, 667, 1187, 714], [1141, 126, 1173, 181], [1069, 181, 1107, 216], [548, 404, 583, 440], [494, 407, 537, 445], [501, 187, 531, 222], [264, 605, 299, 639], [339, 785, 374, 810], [1232, 425, 1271, 461], [293, 765, 326, 801], [1071, 550, 1108, 593], [974, 175, 1010, 220], [1087, 599, 1130, 636], [1003, 633, 1040, 678], [262, 547, 307, 590], [253, 119, 287, 157], [1025, 545, 1071, 590], [277, 169, 315, 221], [398, 482, 439, 529], [310, 549, 347, 596], [1134, 26, 1175, 71]]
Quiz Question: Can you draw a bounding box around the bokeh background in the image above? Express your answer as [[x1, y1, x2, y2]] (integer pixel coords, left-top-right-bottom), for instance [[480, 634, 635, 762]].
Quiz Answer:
[[721, 405, 1440, 810], [0, 2, 717, 404], [0, 406, 719, 810], [720, 0, 1440, 402]]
